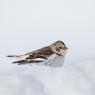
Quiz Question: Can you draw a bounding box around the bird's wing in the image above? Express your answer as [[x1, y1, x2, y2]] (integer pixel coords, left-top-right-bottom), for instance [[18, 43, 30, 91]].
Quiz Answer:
[[13, 54, 56, 65], [12, 59, 44, 65], [12, 46, 54, 65], [25, 46, 54, 59]]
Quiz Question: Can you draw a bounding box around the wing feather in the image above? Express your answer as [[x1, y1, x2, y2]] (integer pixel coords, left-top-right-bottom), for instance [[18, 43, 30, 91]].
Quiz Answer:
[[12, 59, 44, 65], [11, 46, 54, 65], [25, 46, 54, 60]]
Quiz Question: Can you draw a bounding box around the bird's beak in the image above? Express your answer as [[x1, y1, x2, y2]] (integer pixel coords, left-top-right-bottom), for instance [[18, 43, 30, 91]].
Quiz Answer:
[[64, 47, 68, 51]]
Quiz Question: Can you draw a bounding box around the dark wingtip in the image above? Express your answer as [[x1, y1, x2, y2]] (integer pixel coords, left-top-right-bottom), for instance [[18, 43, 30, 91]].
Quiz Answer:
[[12, 61, 20, 65], [7, 55, 11, 57], [12, 61, 18, 64], [12, 60, 25, 65], [7, 55, 15, 57]]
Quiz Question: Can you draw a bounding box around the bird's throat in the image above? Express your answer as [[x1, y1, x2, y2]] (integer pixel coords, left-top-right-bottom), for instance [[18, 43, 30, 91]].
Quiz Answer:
[[55, 52, 62, 56]]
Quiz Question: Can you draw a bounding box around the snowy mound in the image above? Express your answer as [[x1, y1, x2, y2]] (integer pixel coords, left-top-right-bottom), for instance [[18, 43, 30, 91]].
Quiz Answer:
[[0, 60, 95, 95]]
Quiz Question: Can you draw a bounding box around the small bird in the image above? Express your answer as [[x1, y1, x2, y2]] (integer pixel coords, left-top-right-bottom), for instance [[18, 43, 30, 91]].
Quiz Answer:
[[7, 40, 68, 66]]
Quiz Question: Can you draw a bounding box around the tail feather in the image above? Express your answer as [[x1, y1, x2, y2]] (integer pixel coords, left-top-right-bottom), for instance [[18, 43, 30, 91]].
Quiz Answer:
[[12, 60, 44, 65], [7, 55, 20, 58]]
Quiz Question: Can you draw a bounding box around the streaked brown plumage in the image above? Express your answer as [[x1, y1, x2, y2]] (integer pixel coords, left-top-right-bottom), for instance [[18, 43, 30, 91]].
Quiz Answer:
[[25, 46, 54, 59], [7, 40, 68, 66]]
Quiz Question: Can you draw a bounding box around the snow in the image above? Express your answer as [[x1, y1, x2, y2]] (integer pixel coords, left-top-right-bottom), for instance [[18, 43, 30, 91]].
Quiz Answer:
[[0, 60, 95, 95], [0, 0, 95, 95]]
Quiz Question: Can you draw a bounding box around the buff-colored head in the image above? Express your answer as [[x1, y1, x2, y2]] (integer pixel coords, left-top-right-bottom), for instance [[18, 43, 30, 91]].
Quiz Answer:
[[50, 40, 68, 56]]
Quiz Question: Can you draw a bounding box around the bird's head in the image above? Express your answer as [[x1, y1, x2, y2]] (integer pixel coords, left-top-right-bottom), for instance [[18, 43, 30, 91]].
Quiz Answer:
[[50, 40, 68, 56]]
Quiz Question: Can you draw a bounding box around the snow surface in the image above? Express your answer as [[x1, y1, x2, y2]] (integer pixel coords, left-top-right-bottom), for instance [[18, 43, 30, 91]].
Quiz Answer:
[[0, 60, 95, 95], [0, 0, 95, 95]]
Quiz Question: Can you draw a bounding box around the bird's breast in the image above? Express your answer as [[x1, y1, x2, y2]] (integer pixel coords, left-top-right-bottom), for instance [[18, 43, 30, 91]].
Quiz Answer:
[[47, 54, 66, 67]]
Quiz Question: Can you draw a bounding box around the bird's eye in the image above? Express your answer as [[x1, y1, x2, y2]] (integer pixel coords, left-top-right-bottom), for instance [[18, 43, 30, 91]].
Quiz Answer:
[[59, 46, 62, 49]]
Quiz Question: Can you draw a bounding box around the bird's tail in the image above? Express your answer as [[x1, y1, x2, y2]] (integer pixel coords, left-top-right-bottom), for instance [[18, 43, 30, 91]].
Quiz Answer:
[[7, 55, 20, 58]]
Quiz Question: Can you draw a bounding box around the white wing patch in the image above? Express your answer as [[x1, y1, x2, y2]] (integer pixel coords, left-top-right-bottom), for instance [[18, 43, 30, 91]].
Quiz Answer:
[[43, 54, 56, 65], [44, 53, 66, 67]]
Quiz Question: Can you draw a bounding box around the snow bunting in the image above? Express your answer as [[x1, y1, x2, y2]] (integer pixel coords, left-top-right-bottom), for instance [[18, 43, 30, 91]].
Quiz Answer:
[[7, 41, 68, 66]]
